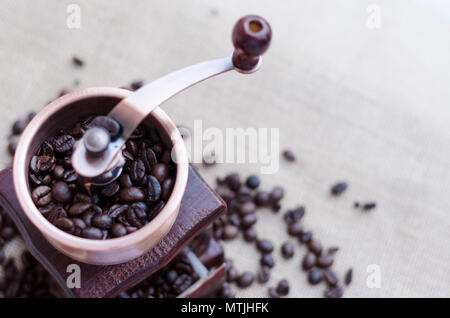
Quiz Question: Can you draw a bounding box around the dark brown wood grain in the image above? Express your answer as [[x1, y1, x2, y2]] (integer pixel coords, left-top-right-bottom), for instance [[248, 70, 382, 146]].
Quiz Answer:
[[0, 165, 226, 298]]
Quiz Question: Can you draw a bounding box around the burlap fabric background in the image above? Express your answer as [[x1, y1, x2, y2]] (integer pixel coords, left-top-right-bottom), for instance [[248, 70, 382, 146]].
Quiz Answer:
[[0, 0, 449, 297]]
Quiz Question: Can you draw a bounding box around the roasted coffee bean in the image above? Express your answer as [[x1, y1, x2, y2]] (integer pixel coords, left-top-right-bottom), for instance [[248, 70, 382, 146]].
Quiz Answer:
[[73, 193, 91, 203], [92, 214, 113, 229], [161, 178, 174, 201], [299, 231, 312, 243], [287, 222, 302, 237], [324, 286, 343, 298], [100, 181, 120, 197], [223, 224, 239, 240], [46, 206, 67, 223], [63, 170, 77, 183], [226, 266, 239, 283], [68, 202, 91, 216], [130, 159, 146, 183], [107, 204, 128, 218], [129, 80, 143, 90], [8, 141, 17, 155], [308, 238, 323, 255], [52, 134, 75, 153], [260, 253, 275, 268], [110, 223, 127, 238], [254, 191, 270, 206], [268, 287, 280, 298], [142, 148, 157, 172], [152, 143, 163, 155], [217, 283, 235, 298], [257, 266, 270, 284], [270, 186, 284, 203], [237, 272, 254, 288], [302, 252, 317, 271], [126, 140, 138, 155], [284, 206, 305, 224], [87, 116, 121, 140], [225, 173, 241, 191], [72, 218, 86, 236], [236, 187, 252, 203], [12, 120, 27, 135], [282, 149, 296, 162], [81, 227, 103, 240], [147, 175, 162, 202], [165, 269, 178, 284], [52, 181, 72, 203], [1, 226, 15, 240], [241, 213, 257, 228], [328, 246, 339, 254], [331, 182, 348, 196], [151, 163, 168, 183], [119, 173, 133, 188], [344, 268, 353, 286], [172, 274, 193, 294], [324, 269, 339, 286], [203, 152, 216, 166], [317, 254, 334, 268], [127, 203, 147, 227], [243, 227, 257, 242], [148, 201, 164, 220], [308, 268, 323, 285], [362, 202, 377, 211], [126, 226, 138, 234], [281, 242, 294, 259], [119, 187, 145, 202], [36, 155, 55, 172], [239, 201, 256, 215], [257, 239, 274, 254], [245, 175, 260, 189], [31, 185, 52, 207], [53, 217, 74, 234], [276, 279, 289, 296], [353, 202, 360, 208], [53, 165, 65, 179], [72, 56, 84, 67]]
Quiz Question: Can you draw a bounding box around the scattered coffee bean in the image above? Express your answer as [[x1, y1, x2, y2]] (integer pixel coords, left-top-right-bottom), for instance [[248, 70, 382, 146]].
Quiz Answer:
[[362, 202, 377, 211], [354, 202, 360, 208], [317, 254, 334, 268], [226, 266, 239, 283], [283, 206, 305, 224], [282, 149, 296, 162], [241, 213, 257, 228], [323, 269, 339, 286], [287, 221, 302, 237], [324, 286, 343, 298], [260, 253, 275, 268], [257, 266, 270, 284], [239, 201, 256, 215], [225, 173, 241, 191], [202, 152, 216, 166], [331, 182, 348, 196], [72, 56, 84, 67], [276, 279, 289, 296], [328, 246, 339, 254], [270, 186, 284, 203], [12, 120, 26, 135], [299, 231, 312, 244], [302, 252, 317, 271], [254, 191, 270, 206], [344, 268, 353, 286], [245, 175, 260, 189], [130, 80, 144, 90], [281, 242, 294, 259], [223, 224, 239, 240], [308, 268, 323, 285], [308, 238, 323, 255], [7, 141, 17, 156], [237, 272, 254, 288], [243, 227, 257, 242], [257, 239, 274, 254]]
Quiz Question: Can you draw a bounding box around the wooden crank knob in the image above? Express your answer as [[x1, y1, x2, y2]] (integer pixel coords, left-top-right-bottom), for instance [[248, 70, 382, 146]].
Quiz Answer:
[[232, 15, 272, 72]]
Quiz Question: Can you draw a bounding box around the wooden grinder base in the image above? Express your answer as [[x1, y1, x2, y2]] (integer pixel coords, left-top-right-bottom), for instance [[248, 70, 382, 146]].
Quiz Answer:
[[0, 166, 226, 298]]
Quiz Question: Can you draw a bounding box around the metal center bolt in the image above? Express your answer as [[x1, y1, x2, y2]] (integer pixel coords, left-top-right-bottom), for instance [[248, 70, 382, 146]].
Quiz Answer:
[[83, 127, 110, 156]]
